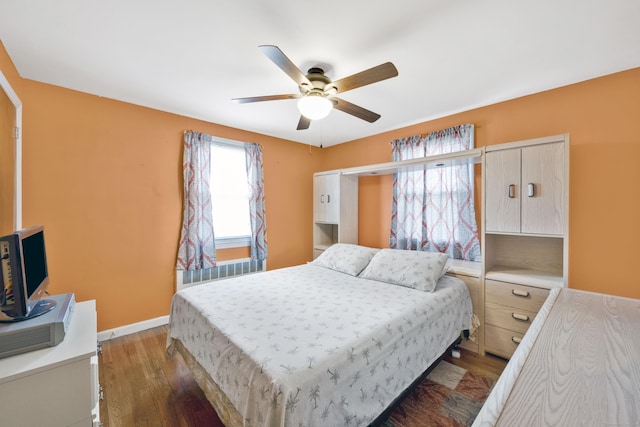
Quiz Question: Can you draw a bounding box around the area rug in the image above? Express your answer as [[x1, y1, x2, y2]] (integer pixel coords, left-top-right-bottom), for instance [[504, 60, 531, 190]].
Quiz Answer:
[[380, 360, 495, 427]]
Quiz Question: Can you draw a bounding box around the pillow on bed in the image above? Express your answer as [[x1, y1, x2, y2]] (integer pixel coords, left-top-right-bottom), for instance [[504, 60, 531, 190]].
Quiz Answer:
[[312, 243, 380, 276], [358, 248, 449, 292]]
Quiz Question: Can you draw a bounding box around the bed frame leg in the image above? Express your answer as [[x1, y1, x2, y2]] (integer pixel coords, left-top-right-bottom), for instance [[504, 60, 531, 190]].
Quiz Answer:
[[451, 334, 464, 359]]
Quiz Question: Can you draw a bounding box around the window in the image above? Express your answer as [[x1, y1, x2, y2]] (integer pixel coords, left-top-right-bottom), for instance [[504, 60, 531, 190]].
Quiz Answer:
[[177, 131, 267, 270], [210, 142, 251, 248], [390, 124, 481, 261]]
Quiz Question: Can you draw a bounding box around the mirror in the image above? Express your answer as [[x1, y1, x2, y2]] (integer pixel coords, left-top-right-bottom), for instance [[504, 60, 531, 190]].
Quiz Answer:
[[0, 70, 21, 234]]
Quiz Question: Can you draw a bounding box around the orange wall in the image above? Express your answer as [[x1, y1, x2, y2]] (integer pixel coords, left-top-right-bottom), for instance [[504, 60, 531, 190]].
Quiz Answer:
[[322, 67, 640, 300]]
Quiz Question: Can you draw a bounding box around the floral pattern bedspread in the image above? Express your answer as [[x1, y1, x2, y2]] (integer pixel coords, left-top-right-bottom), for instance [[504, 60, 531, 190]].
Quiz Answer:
[[167, 264, 472, 427]]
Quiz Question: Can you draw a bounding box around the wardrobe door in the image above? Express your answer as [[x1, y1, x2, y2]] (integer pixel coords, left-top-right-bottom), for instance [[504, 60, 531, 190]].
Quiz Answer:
[[313, 173, 340, 223], [521, 143, 564, 235], [485, 149, 521, 233]]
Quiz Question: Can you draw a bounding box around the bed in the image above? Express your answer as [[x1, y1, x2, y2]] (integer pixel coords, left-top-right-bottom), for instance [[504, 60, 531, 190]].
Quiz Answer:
[[167, 245, 473, 427]]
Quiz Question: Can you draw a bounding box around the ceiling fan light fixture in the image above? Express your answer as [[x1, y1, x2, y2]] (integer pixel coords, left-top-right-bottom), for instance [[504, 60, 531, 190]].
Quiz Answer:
[[297, 94, 332, 120]]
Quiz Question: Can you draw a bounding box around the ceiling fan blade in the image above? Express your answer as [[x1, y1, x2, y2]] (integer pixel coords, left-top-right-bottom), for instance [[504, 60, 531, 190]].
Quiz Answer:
[[258, 45, 311, 87], [297, 115, 311, 130], [332, 97, 381, 123], [331, 62, 398, 93], [232, 94, 299, 104]]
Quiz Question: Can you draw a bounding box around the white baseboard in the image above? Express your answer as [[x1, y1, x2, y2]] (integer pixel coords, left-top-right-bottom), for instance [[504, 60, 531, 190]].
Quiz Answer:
[[97, 315, 169, 342]]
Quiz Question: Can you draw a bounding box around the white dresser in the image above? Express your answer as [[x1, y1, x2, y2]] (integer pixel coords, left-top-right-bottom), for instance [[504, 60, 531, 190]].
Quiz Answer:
[[0, 300, 100, 426], [474, 289, 640, 426]]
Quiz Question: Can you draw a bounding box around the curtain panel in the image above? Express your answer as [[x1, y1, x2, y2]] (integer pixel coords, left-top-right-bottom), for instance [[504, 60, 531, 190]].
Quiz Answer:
[[176, 131, 217, 270], [389, 124, 481, 261], [245, 143, 268, 261]]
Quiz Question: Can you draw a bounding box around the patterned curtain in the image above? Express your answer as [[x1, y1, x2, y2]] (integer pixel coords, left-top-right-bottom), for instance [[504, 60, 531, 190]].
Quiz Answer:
[[245, 143, 268, 260], [389, 124, 481, 261], [176, 131, 216, 270]]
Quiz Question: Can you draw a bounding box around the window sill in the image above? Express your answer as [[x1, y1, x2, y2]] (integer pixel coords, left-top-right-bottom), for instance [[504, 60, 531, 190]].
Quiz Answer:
[[215, 236, 251, 249]]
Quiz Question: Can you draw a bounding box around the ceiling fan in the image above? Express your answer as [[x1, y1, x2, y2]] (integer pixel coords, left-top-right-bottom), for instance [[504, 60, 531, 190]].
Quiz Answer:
[[232, 45, 398, 130]]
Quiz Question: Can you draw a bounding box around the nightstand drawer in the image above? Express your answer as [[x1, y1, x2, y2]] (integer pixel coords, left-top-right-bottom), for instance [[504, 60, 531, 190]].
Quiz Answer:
[[485, 324, 523, 359], [485, 302, 538, 334], [486, 280, 549, 312]]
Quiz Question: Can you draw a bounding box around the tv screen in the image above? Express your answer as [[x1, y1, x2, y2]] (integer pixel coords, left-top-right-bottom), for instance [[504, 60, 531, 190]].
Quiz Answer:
[[0, 225, 53, 321], [22, 231, 48, 299]]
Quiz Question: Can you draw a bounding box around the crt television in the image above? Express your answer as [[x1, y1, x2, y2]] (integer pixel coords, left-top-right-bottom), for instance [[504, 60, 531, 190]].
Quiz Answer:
[[0, 225, 55, 321]]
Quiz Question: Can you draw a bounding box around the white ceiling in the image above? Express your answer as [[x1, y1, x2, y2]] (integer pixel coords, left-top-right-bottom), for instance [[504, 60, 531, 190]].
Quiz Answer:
[[1, 1, 639, 147]]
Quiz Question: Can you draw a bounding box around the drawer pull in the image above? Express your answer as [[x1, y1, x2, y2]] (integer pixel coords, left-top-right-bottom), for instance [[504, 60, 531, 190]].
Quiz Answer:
[[512, 289, 530, 298], [512, 312, 530, 322], [511, 336, 522, 345]]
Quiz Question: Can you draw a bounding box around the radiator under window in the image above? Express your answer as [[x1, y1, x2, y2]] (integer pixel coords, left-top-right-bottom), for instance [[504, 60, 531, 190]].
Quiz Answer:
[[176, 258, 265, 291]]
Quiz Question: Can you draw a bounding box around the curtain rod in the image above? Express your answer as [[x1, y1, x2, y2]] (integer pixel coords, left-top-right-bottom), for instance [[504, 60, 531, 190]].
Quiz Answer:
[[183, 130, 260, 148]]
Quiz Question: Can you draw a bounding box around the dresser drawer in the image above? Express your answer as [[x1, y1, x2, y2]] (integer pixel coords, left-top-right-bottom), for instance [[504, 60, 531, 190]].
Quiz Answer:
[[485, 302, 538, 334], [485, 324, 523, 359], [486, 280, 549, 312]]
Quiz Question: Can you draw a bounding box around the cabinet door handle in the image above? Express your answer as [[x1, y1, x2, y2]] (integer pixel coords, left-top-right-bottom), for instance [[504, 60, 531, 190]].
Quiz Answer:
[[512, 289, 530, 298], [511, 336, 522, 345], [512, 312, 530, 322], [507, 184, 515, 198], [327, 194, 330, 203], [320, 194, 325, 203], [527, 182, 535, 197]]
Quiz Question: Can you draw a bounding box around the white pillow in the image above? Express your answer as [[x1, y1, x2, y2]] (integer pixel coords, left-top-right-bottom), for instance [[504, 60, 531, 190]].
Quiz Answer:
[[358, 248, 449, 292], [312, 243, 380, 276]]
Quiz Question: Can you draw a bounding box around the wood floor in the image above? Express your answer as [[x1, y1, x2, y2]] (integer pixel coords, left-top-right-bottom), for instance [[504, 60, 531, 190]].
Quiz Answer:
[[98, 325, 507, 427]]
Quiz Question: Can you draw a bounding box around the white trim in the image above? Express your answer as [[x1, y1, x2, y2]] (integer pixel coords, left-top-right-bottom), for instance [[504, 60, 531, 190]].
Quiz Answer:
[[211, 136, 246, 149], [339, 148, 483, 177], [97, 314, 169, 342], [215, 235, 251, 248], [0, 70, 23, 230]]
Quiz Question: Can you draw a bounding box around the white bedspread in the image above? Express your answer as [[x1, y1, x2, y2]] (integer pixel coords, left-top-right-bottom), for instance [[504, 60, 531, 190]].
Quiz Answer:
[[168, 264, 472, 427]]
